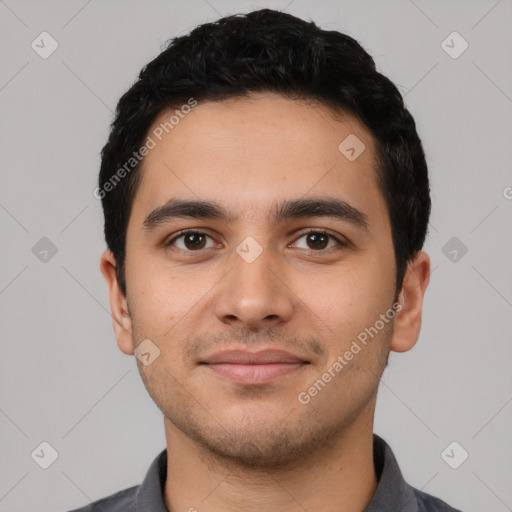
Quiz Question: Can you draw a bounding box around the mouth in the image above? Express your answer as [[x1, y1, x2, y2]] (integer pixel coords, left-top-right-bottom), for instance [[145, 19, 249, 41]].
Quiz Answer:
[[199, 349, 310, 385]]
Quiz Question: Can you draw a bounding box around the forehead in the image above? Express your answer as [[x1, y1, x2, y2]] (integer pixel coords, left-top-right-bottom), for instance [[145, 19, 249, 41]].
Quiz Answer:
[[130, 92, 388, 231]]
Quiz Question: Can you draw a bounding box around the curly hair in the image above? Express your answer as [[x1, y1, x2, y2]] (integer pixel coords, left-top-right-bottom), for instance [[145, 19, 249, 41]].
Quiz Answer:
[[98, 8, 431, 299]]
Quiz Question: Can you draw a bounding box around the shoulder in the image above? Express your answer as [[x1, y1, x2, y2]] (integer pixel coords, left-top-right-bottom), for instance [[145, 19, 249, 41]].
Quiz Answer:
[[414, 487, 464, 512], [66, 484, 139, 512]]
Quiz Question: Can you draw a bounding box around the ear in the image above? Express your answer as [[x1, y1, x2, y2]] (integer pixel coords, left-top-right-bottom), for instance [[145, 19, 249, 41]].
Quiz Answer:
[[99, 249, 134, 355], [390, 250, 431, 353]]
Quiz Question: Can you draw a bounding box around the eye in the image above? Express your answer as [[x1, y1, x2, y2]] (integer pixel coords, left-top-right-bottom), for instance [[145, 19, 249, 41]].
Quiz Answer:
[[291, 230, 347, 251], [165, 229, 348, 253], [165, 230, 217, 251]]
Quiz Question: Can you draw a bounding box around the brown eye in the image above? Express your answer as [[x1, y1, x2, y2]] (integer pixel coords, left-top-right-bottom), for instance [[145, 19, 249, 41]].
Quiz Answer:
[[292, 231, 347, 251], [166, 231, 215, 251], [305, 232, 329, 250], [183, 232, 207, 250]]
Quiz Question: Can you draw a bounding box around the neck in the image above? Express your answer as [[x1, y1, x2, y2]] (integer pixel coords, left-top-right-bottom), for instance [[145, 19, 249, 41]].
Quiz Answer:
[[163, 404, 378, 512]]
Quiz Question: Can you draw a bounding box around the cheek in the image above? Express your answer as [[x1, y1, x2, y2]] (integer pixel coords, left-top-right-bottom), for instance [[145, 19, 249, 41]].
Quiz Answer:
[[127, 261, 216, 351], [127, 270, 180, 343], [293, 256, 394, 348]]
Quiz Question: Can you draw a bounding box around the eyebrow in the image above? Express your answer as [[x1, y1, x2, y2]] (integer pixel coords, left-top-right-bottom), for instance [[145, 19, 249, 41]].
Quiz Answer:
[[142, 197, 370, 233]]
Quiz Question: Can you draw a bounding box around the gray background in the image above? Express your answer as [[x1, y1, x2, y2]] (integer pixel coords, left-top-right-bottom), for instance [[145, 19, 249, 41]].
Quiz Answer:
[[1, 0, 511, 511]]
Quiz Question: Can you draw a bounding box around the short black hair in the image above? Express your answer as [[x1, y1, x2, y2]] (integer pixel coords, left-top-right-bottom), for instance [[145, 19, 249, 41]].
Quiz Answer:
[[98, 8, 430, 299]]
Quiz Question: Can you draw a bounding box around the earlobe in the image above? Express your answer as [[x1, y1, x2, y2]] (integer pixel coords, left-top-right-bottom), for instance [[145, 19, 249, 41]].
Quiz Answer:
[[389, 251, 431, 353], [99, 249, 134, 355]]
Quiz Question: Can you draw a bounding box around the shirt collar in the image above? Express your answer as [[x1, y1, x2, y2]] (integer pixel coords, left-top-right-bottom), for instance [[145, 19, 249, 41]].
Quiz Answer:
[[134, 433, 417, 512], [363, 434, 418, 511]]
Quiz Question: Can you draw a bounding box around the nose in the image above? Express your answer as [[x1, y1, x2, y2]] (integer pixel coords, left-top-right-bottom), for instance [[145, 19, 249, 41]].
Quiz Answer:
[[214, 244, 295, 329]]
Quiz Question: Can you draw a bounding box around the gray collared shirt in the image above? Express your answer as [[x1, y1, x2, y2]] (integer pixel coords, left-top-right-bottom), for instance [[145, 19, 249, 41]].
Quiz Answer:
[[68, 434, 463, 511]]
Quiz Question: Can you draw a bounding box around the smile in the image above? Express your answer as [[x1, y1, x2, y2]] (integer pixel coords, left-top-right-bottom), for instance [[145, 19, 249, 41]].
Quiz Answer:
[[200, 349, 310, 385]]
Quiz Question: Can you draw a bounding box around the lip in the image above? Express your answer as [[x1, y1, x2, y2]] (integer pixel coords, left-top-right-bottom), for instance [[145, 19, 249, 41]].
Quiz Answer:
[[201, 349, 307, 365], [200, 349, 310, 385]]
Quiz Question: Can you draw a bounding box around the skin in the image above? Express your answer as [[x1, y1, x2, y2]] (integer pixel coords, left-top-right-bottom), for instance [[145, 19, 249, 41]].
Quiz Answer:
[[100, 92, 430, 512]]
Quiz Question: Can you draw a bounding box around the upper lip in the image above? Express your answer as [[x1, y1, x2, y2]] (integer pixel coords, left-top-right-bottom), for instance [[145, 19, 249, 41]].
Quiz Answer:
[[200, 349, 309, 365]]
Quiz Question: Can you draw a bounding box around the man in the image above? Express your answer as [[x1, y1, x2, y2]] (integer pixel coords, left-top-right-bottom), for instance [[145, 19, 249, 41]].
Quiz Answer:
[[72, 8, 462, 512]]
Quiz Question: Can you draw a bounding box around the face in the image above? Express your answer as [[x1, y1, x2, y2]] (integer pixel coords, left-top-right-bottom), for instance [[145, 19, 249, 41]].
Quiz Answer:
[[101, 92, 429, 468]]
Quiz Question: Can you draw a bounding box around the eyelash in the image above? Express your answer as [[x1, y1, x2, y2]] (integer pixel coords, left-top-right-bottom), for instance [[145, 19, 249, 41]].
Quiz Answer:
[[164, 229, 349, 253]]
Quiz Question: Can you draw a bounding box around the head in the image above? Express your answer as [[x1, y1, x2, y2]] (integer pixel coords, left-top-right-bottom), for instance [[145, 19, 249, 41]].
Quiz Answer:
[[99, 9, 431, 468]]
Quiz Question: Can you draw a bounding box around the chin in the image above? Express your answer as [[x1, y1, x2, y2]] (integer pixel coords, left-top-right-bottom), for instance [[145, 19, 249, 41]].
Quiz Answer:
[[175, 411, 346, 470]]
